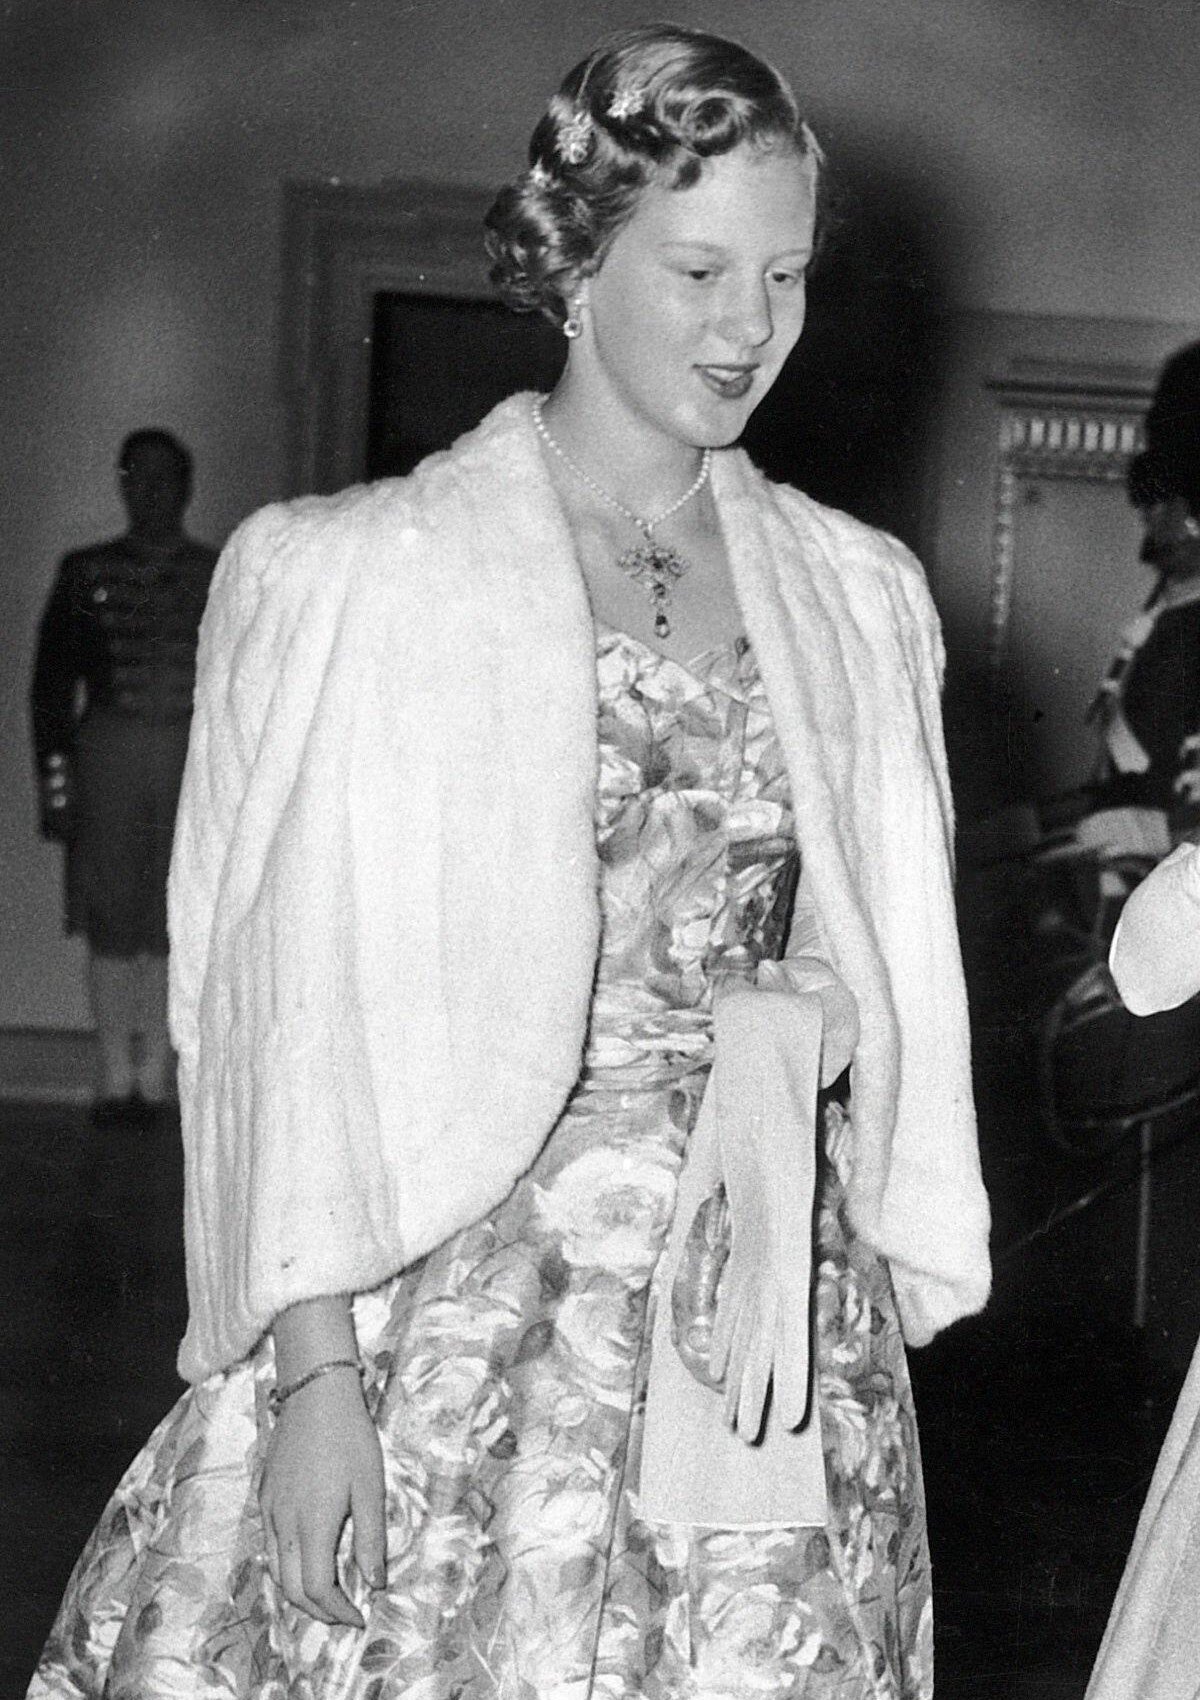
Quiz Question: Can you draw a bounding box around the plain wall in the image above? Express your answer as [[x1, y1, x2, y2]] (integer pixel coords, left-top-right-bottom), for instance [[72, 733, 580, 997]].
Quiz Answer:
[[4, 0, 1199, 1029]]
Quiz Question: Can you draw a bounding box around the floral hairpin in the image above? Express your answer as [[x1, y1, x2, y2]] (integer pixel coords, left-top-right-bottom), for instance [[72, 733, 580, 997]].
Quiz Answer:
[[557, 108, 594, 165], [607, 83, 646, 121]]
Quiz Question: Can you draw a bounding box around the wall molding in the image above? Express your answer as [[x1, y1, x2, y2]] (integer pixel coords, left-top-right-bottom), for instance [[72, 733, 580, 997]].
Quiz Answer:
[[280, 178, 493, 496], [986, 389, 1148, 676], [0, 1027, 94, 1104]]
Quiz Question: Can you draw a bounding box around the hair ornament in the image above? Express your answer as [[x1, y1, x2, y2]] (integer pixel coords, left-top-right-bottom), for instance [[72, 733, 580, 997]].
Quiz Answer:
[[607, 82, 646, 121], [557, 107, 594, 165]]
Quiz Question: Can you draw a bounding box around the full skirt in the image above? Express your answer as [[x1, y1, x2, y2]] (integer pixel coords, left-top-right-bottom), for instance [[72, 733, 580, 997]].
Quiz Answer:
[[30, 1072, 931, 1699]]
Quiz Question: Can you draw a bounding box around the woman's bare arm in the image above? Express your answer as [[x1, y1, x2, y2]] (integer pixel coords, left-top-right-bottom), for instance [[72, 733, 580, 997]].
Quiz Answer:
[[272, 1294, 358, 1383]]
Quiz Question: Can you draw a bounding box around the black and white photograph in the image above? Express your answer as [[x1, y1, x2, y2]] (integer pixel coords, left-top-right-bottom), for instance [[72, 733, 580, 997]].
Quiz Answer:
[[3, 3, 1199, 1695]]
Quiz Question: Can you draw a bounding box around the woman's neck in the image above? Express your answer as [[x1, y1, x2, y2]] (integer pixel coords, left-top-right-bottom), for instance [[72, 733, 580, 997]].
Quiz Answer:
[[540, 378, 705, 519]]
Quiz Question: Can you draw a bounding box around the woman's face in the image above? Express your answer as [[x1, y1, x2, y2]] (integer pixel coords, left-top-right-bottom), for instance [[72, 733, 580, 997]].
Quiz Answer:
[[573, 141, 819, 451]]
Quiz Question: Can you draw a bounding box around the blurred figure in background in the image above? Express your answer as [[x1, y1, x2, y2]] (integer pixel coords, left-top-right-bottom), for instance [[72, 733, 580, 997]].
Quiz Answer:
[[30, 429, 217, 1125], [1088, 827, 1200, 1698], [1083, 342, 1200, 1700], [1089, 341, 1200, 844]]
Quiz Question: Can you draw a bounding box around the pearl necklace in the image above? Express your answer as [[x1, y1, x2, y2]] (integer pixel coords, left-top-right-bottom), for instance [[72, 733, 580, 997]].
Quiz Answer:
[[531, 396, 712, 639]]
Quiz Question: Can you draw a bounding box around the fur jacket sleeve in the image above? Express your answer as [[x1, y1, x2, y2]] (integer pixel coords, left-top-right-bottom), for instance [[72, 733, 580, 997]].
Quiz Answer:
[[169, 393, 989, 1383]]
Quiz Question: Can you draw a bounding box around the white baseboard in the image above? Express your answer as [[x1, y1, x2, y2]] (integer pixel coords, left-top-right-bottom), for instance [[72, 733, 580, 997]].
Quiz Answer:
[[0, 1027, 95, 1104]]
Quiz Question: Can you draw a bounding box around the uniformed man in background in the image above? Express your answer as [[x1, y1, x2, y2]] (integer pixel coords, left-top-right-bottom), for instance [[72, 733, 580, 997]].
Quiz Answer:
[[31, 430, 217, 1125]]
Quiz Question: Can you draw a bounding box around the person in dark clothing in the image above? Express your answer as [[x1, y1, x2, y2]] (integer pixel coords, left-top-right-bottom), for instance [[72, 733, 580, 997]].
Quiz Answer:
[[1090, 342, 1200, 831], [30, 429, 217, 1123]]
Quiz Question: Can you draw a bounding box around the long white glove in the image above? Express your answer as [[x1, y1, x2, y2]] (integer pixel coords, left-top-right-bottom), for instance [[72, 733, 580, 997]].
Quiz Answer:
[[769, 874, 861, 1088], [708, 985, 825, 1441], [757, 955, 860, 1088], [1110, 841, 1200, 1015]]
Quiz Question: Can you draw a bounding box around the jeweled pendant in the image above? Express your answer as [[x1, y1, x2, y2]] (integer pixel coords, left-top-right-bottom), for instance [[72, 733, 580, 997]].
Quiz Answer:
[[617, 539, 689, 644], [617, 542, 688, 584]]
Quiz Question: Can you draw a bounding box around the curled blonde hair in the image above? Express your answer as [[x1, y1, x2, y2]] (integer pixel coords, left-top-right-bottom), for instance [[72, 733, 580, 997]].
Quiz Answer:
[[485, 23, 825, 328]]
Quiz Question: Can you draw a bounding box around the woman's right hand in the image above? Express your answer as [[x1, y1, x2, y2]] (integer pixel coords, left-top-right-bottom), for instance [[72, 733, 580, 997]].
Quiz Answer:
[[259, 1367, 386, 1627]]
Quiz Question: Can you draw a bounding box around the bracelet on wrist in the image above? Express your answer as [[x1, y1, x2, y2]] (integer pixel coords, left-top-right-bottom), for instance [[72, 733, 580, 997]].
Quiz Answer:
[[268, 1357, 362, 1418]]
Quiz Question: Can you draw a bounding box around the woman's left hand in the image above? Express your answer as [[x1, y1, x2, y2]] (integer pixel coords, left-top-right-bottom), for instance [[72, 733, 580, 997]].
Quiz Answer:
[[260, 1367, 386, 1626]]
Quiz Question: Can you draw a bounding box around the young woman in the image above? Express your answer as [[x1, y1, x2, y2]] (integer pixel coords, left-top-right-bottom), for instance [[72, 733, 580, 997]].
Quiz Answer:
[[30, 25, 989, 1698]]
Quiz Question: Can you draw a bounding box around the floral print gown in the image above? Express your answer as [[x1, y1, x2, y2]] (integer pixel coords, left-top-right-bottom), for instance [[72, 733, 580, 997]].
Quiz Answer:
[[30, 627, 931, 1700]]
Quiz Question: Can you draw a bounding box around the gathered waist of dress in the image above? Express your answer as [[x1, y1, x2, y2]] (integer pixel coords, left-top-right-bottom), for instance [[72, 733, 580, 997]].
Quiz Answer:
[[577, 1047, 713, 1099], [579, 952, 766, 1094], [580, 1002, 713, 1092]]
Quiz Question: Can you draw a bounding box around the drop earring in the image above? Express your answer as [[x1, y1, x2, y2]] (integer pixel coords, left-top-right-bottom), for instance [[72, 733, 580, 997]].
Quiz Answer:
[[562, 301, 583, 340]]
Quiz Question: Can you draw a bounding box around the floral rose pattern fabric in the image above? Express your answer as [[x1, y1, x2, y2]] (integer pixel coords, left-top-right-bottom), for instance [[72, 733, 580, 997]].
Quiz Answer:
[[30, 627, 931, 1699]]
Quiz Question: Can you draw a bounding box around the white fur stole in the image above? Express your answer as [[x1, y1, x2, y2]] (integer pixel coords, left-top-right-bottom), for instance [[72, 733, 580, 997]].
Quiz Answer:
[[169, 394, 989, 1382]]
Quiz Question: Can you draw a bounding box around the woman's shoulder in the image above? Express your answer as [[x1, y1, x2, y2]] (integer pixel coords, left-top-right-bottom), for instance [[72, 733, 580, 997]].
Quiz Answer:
[[220, 480, 413, 581], [196, 486, 415, 680], [747, 464, 937, 630], [766, 474, 922, 578], [219, 395, 534, 600]]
